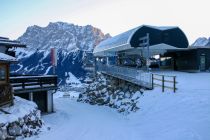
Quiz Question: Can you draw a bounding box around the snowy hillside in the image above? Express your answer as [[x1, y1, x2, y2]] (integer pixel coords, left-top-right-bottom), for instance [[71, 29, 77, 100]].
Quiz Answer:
[[11, 22, 110, 84], [191, 37, 210, 47]]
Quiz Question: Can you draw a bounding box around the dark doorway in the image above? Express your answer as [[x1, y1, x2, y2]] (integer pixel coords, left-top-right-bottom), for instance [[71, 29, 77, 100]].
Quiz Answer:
[[33, 91, 47, 112], [200, 55, 206, 71]]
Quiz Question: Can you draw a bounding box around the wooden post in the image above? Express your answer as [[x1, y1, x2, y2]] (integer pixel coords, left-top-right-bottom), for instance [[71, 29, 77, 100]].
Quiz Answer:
[[22, 82, 25, 89], [152, 74, 154, 89], [29, 92, 33, 101], [162, 75, 164, 92], [173, 76, 176, 93], [40, 78, 43, 87]]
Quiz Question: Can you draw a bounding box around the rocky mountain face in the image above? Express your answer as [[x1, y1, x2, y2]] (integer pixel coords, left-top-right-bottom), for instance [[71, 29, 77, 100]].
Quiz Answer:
[[191, 37, 210, 47], [11, 22, 110, 85]]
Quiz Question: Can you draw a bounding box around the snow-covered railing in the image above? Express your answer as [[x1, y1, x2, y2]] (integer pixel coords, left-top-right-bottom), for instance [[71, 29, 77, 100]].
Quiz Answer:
[[96, 64, 152, 88], [10, 75, 58, 94]]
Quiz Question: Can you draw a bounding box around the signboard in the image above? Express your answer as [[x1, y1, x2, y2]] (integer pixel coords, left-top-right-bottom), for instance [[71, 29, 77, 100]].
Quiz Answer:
[[51, 48, 57, 66]]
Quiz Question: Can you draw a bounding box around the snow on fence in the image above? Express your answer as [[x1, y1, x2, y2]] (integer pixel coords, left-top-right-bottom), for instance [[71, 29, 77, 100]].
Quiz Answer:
[[152, 74, 177, 93], [97, 64, 152, 89]]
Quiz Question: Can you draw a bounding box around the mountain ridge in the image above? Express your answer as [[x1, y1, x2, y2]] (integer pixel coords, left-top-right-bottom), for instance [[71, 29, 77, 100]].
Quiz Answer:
[[12, 22, 111, 85]]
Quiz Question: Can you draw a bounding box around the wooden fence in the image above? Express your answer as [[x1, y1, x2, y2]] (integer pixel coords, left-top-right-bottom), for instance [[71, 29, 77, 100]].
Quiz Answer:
[[152, 74, 177, 93], [10, 75, 57, 94]]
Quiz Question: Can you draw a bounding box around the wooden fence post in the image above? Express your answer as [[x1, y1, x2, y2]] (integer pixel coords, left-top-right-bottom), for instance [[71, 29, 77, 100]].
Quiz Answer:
[[152, 74, 154, 89], [162, 75, 164, 92], [173, 76, 176, 93]]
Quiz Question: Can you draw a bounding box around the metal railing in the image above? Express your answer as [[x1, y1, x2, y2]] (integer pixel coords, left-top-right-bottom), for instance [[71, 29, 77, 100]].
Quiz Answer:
[[97, 64, 152, 88], [152, 74, 177, 92]]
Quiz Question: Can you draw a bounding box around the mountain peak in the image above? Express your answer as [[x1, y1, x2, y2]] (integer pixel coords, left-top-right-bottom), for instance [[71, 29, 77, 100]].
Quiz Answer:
[[191, 37, 210, 47], [18, 22, 110, 51]]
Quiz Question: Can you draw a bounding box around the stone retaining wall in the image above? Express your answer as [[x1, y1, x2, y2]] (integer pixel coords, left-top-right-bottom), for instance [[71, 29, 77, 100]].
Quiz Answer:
[[78, 73, 144, 114]]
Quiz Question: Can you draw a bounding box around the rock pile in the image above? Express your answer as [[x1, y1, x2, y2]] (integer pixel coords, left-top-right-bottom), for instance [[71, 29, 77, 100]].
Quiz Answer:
[[0, 97, 44, 140], [78, 73, 144, 114]]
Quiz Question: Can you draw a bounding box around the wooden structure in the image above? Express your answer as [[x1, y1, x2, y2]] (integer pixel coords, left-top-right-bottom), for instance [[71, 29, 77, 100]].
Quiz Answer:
[[0, 37, 26, 107], [0, 37, 58, 113], [10, 75, 57, 112]]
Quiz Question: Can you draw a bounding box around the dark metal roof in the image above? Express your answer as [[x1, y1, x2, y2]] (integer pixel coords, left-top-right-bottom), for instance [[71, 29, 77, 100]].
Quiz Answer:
[[94, 25, 189, 55], [0, 37, 26, 48]]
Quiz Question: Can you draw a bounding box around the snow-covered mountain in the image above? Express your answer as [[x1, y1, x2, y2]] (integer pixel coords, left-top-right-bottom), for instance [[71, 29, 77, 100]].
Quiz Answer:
[[11, 22, 110, 85], [191, 37, 210, 47]]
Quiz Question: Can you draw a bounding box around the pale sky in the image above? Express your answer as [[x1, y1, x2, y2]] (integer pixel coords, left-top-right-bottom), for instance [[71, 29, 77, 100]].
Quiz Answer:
[[1, 0, 209, 44]]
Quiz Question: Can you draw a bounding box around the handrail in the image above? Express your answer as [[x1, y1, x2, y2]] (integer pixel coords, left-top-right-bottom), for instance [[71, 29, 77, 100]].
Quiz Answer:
[[96, 64, 152, 88], [151, 73, 176, 78]]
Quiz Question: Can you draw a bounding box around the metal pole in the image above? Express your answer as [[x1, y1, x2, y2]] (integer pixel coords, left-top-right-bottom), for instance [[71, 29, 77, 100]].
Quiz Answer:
[[146, 33, 150, 72]]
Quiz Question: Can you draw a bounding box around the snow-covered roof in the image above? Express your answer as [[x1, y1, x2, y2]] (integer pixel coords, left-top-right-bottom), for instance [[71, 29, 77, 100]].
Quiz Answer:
[[94, 25, 189, 56], [0, 37, 26, 48], [0, 52, 17, 62]]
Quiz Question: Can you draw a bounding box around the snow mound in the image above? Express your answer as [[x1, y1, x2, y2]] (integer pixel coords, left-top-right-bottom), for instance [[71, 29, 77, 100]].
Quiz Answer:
[[0, 96, 37, 124], [0, 96, 43, 139]]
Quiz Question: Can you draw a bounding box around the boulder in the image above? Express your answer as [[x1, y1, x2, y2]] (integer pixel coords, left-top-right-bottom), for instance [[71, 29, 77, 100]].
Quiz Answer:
[[8, 123, 22, 136]]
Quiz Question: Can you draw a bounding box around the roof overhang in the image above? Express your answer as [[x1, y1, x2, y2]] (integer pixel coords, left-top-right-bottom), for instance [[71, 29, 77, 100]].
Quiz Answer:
[[94, 25, 189, 57], [0, 38, 26, 48], [94, 43, 188, 57], [0, 52, 18, 63]]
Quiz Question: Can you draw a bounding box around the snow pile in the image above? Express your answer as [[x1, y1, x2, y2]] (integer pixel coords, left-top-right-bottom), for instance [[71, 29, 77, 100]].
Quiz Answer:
[[0, 96, 43, 139], [78, 73, 144, 114]]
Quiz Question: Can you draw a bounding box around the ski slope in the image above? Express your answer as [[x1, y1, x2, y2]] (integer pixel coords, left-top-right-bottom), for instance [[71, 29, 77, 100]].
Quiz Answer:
[[26, 72, 210, 140]]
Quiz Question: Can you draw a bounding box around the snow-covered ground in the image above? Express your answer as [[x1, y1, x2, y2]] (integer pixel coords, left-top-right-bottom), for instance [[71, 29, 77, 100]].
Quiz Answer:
[[26, 72, 210, 140]]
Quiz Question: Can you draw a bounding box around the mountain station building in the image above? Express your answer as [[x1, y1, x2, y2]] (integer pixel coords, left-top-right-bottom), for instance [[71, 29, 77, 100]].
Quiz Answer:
[[93, 25, 210, 88]]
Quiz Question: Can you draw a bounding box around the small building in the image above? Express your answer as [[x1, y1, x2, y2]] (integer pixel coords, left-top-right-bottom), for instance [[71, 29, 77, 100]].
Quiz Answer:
[[93, 25, 209, 88], [164, 47, 210, 72], [0, 37, 57, 113], [0, 36, 26, 107]]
